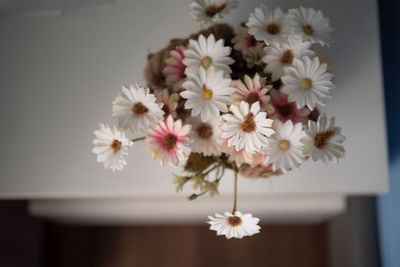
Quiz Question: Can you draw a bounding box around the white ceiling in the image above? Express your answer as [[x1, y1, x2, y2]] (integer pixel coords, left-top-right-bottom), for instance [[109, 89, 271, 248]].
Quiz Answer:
[[0, 0, 126, 16], [0, 0, 388, 198]]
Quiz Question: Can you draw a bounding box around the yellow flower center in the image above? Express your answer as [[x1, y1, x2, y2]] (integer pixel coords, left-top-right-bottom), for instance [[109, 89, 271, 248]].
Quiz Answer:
[[240, 113, 256, 133], [110, 139, 122, 153], [201, 56, 213, 69], [131, 102, 149, 115], [164, 133, 178, 151], [279, 140, 290, 150], [303, 25, 314, 36], [300, 78, 312, 90], [245, 92, 260, 105], [196, 123, 213, 139], [227, 216, 242, 226], [202, 85, 213, 100], [314, 130, 335, 149], [280, 49, 294, 64], [266, 23, 281, 35], [205, 3, 227, 17]]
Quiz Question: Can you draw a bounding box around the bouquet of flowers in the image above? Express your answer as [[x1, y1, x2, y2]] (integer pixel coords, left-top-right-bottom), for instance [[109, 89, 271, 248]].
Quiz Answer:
[[92, 0, 345, 239]]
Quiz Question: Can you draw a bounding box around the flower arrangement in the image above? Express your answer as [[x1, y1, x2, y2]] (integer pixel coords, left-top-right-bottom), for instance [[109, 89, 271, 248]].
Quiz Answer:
[[92, 1, 345, 239]]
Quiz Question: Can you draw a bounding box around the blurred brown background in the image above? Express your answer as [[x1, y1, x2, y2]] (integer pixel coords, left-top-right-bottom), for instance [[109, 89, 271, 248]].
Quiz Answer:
[[0, 198, 379, 267]]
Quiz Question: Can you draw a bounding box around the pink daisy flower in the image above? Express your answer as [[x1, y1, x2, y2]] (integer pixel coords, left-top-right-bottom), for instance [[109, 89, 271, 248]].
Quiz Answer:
[[162, 45, 187, 91], [155, 89, 179, 119], [232, 25, 258, 51], [145, 115, 191, 167], [269, 89, 310, 124], [222, 141, 253, 166], [231, 73, 274, 114]]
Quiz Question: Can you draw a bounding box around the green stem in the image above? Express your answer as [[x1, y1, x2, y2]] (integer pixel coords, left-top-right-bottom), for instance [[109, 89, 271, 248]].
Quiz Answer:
[[197, 191, 208, 197], [213, 23, 218, 37], [131, 136, 145, 143], [188, 190, 207, 201], [216, 166, 225, 182], [232, 166, 238, 214], [202, 163, 220, 177]]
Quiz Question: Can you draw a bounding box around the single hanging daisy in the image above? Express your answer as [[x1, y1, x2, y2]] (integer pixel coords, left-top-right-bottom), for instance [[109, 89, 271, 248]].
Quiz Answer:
[[231, 73, 274, 113], [183, 34, 234, 74], [232, 24, 258, 51], [263, 119, 305, 172], [162, 45, 187, 91], [288, 7, 334, 47], [92, 123, 133, 171], [221, 101, 275, 153], [155, 89, 179, 119], [301, 113, 345, 164], [281, 56, 335, 110], [189, 0, 237, 26], [181, 66, 234, 122], [269, 89, 310, 124], [246, 5, 291, 44], [187, 115, 223, 156], [263, 37, 314, 81], [112, 85, 164, 133], [207, 211, 261, 239], [145, 115, 191, 167]]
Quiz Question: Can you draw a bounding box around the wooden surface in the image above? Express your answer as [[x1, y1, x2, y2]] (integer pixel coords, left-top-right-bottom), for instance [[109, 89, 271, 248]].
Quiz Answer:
[[44, 224, 328, 267]]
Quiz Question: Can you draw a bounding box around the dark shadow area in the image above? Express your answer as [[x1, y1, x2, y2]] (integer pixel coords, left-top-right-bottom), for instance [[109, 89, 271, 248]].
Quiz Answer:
[[379, 0, 400, 163], [0, 197, 383, 267], [0, 201, 43, 267], [43, 223, 328, 267], [329, 197, 381, 267], [0, 201, 328, 267]]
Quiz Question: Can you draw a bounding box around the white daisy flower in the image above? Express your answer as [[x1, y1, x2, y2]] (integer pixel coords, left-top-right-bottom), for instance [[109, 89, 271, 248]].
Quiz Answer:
[[281, 56, 335, 110], [183, 34, 234, 74], [187, 115, 223, 156], [263, 119, 305, 172], [221, 101, 275, 153], [189, 0, 237, 26], [289, 7, 334, 47], [263, 37, 314, 81], [246, 5, 291, 44], [92, 123, 133, 171], [112, 85, 164, 133], [301, 113, 345, 164], [181, 66, 234, 122], [207, 211, 261, 239]]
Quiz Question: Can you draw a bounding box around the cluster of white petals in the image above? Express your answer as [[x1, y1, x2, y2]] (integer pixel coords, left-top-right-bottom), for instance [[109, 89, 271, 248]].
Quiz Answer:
[[92, 124, 132, 171], [221, 101, 274, 153], [183, 34, 234, 74], [92, 1, 346, 240], [208, 211, 261, 239], [302, 113, 345, 164], [181, 66, 234, 122], [189, 0, 238, 26]]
